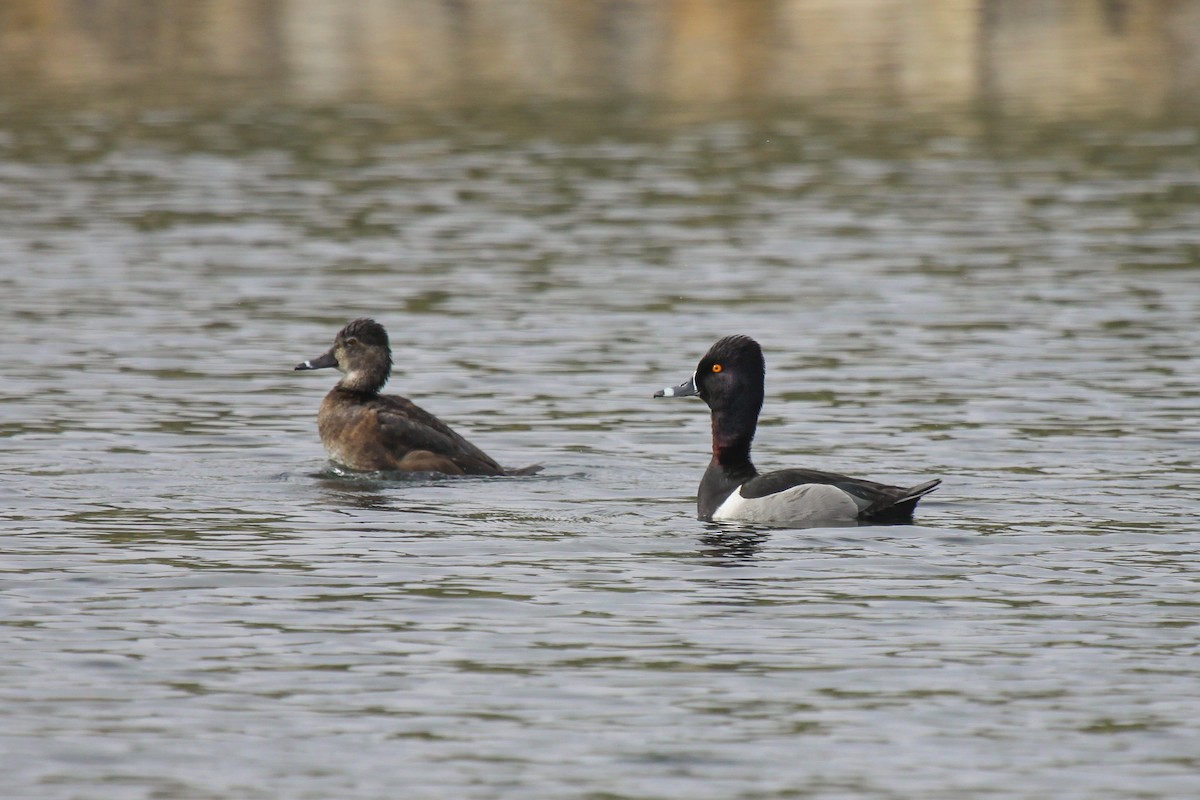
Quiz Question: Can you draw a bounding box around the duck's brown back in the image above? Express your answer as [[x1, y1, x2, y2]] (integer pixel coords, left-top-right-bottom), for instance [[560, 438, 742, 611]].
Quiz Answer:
[[317, 389, 505, 476]]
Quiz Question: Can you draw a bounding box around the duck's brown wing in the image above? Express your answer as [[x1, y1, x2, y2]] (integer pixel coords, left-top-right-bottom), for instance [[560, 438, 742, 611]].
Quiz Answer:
[[374, 395, 505, 476]]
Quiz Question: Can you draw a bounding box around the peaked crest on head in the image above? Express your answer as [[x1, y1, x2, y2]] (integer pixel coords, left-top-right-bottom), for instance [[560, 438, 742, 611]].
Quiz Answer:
[[338, 318, 390, 349], [704, 335, 764, 372]]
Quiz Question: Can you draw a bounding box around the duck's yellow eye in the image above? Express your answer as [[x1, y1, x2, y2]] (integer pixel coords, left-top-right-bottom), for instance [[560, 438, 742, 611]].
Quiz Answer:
[[712, 364, 723, 373]]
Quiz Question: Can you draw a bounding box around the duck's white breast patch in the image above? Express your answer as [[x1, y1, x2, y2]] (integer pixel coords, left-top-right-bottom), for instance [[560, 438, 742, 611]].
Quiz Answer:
[[712, 483, 860, 525]]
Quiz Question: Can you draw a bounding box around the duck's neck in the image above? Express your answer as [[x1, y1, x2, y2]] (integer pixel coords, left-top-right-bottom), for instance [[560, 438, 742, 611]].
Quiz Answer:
[[336, 370, 385, 395], [336, 350, 392, 396], [697, 407, 758, 519], [709, 401, 759, 480]]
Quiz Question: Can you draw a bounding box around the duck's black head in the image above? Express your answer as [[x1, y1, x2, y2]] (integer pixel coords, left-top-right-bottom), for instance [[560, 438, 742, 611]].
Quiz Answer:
[[295, 318, 393, 394], [655, 335, 765, 414], [655, 335, 766, 467]]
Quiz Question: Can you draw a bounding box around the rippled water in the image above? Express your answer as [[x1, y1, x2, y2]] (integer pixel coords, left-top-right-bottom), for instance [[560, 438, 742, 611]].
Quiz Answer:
[[3, 104, 1200, 798]]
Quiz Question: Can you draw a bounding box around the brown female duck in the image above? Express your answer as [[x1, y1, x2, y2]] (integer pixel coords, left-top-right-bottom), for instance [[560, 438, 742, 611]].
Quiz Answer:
[[295, 319, 537, 476]]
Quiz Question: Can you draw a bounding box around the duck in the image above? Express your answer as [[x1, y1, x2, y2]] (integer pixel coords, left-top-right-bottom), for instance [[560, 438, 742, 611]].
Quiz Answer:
[[654, 335, 939, 525], [295, 318, 539, 476]]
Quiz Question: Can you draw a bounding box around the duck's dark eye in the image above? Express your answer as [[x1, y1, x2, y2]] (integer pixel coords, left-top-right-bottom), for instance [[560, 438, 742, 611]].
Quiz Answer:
[[711, 364, 723, 373], [345, 337, 359, 347]]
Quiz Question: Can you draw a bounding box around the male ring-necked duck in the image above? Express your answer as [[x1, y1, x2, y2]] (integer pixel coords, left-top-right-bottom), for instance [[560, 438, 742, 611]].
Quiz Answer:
[[295, 318, 538, 476], [655, 335, 940, 525]]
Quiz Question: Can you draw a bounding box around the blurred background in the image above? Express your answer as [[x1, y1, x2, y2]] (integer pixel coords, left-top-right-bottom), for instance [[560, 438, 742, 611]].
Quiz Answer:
[[3, 0, 1199, 119]]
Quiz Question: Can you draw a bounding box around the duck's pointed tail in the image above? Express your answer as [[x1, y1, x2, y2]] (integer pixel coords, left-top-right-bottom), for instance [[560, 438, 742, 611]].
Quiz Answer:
[[864, 478, 941, 523], [504, 464, 544, 477]]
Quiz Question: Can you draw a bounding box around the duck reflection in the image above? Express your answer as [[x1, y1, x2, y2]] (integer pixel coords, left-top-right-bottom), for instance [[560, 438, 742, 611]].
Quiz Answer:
[[698, 525, 770, 562]]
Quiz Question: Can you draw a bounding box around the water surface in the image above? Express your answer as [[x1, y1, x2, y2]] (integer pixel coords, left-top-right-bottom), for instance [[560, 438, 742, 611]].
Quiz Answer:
[[3, 94, 1200, 799]]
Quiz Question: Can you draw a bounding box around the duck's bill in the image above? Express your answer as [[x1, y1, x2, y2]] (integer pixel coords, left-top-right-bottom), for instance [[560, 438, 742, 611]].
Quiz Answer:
[[294, 350, 338, 371], [654, 375, 698, 398]]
